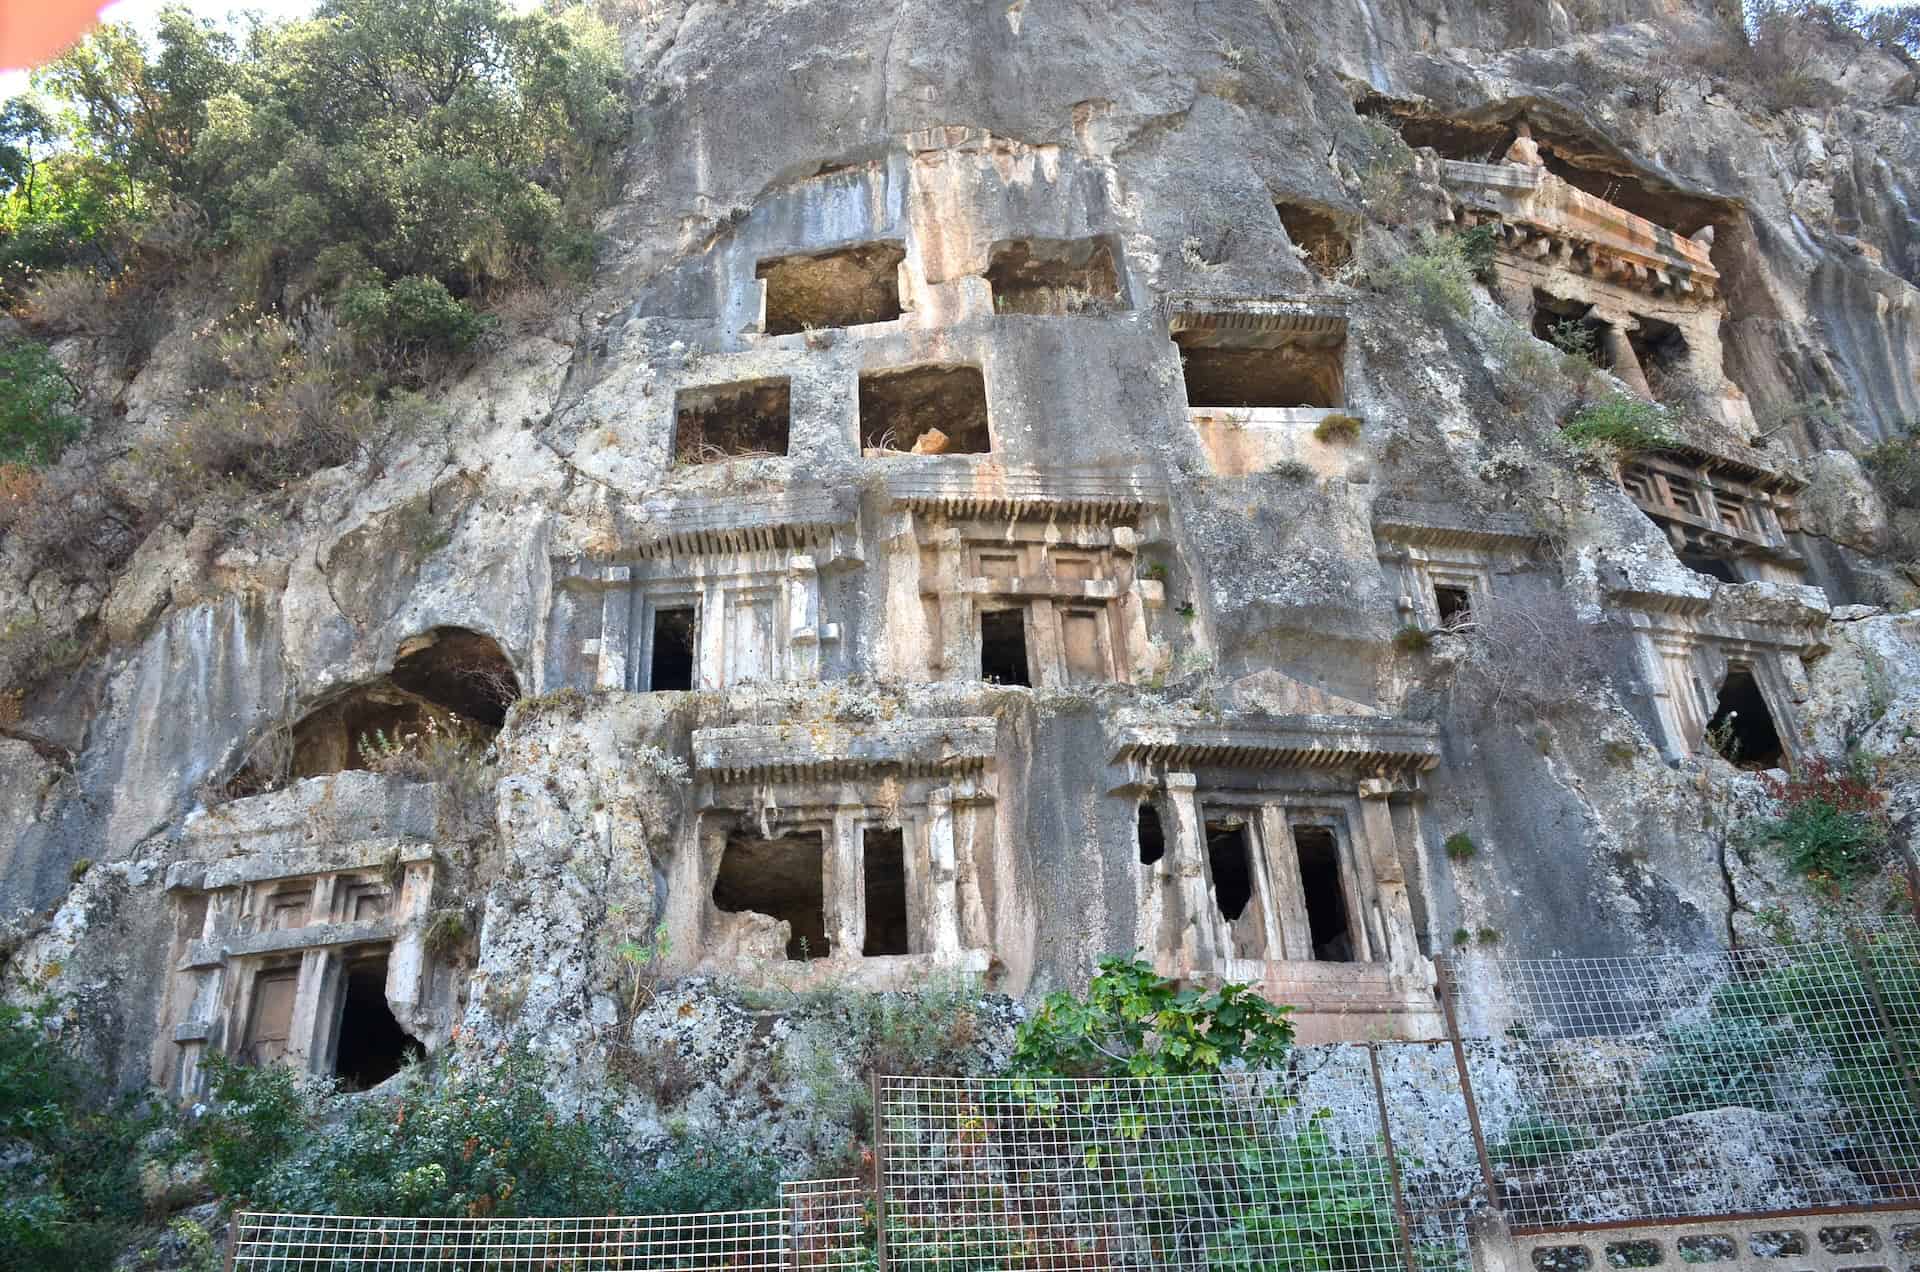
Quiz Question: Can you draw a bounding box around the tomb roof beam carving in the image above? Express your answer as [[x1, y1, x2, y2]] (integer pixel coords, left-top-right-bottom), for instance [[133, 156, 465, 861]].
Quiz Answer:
[[171, 839, 434, 893], [692, 718, 997, 782], [884, 464, 1166, 522], [1165, 297, 1349, 348], [556, 491, 860, 574], [1108, 715, 1441, 776], [185, 919, 396, 968], [1371, 500, 1544, 552]]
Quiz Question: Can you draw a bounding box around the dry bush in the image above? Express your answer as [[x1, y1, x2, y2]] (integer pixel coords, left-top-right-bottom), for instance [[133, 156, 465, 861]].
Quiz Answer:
[[1446, 587, 1617, 724], [19, 268, 115, 335]]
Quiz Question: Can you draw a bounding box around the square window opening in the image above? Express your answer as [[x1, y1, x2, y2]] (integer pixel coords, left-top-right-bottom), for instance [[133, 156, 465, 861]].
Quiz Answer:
[[1174, 336, 1344, 409], [712, 831, 830, 961], [1204, 819, 1254, 922], [859, 365, 991, 455], [649, 607, 697, 692], [1434, 586, 1473, 628], [1707, 665, 1784, 769], [674, 378, 791, 464], [756, 243, 905, 335], [861, 828, 910, 956], [1137, 803, 1166, 866], [333, 952, 417, 1090], [1274, 200, 1353, 275], [986, 236, 1126, 316], [1293, 826, 1355, 961], [979, 608, 1031, 687]]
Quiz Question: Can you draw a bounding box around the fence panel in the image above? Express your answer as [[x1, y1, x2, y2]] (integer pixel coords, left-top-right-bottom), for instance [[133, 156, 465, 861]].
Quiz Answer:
[[230, 1178, 864, 1271], [1461, 925, 1920, 1230], [877, 1070, 1418, 1272]]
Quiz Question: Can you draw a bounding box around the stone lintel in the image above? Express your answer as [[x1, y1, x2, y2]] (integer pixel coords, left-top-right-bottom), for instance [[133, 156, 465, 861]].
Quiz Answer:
[[559, 490, 858, 573], [200, 838, 434, 892], [1108, 715, 1441, 775], [886, 463, 1165, 521], [172, 1020, 213, 1043], [180, 772, 438, 850], [1165, 296, 1349, 348], [186, 919, 395, 968], [693, 718, 997, 781], [1371, 499, 1543, 552]]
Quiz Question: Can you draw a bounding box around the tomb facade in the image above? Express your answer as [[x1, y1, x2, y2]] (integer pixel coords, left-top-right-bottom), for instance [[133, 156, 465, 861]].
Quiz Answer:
[[154, 773, 443, 1096], [669, 718, 999, 989], [1109, 713, 1445, 1042], [879, 466, 1172, 686], [1373, 500, 1544, 633]]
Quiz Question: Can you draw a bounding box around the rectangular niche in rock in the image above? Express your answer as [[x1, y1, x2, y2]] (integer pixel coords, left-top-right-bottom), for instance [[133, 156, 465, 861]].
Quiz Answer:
[[712, 831, 831, 961], [1291, 826, 1356, 962], [674, 378, 792, 464], [1176, 334, 1345, 409], [756, 242, 905, 335], [1274, 200, 1353, 276], [978, 608, 1032, 686], [985, 236, 1126, 316], [647, 605, 697, 692], [859, 364, 991, 455]]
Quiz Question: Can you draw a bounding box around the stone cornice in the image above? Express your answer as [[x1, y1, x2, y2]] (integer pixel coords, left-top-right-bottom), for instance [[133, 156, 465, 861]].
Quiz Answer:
[[560, 490, 859, 571], [885, 464, 1165, 521], [1108, 714, 1441, 775], [1372, 499, 1543, 552], [1166, 296, 1349, 347]]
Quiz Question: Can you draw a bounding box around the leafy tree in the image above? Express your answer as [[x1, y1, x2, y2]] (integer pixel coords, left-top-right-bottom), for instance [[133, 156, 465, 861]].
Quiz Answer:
[[0, 338, 86, 464], [1011, 954, 1295, 1078], [0, 1001, 159, 1266]]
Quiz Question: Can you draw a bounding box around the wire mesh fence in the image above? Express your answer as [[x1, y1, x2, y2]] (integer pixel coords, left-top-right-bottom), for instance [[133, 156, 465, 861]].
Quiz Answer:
[[1461, 924, 1920, 1230], [231, 1178, 866, 1270], [877, 1070, 1444, 1272]]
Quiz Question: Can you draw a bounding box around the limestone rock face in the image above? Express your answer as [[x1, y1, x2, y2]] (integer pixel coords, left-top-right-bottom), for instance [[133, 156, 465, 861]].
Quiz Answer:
[[4, 0, 1920, 1165]]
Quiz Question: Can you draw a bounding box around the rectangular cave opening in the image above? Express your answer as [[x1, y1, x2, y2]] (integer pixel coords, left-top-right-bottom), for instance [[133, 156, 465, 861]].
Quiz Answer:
[[859, 364, 992, 455], [1707, 665, 1784, 769], [1204, 819, 1254, 923], [1137, 802, 1166, 866], [986, 236, 1125, 316], [861, 827, 910, 956], [1434, 586, 1473, 629], [756, 242, 905, 335], [673, 378, 792, 464], [332, 952, 416, 1091], [979, 608, 1031, 687], [648, 606, 697, 691], [1274, 200, 1353, 275], [1531, 291, 1608, 363], [1175, 336, 1344, 409], [242, 966, 299, 1066], [712, 831, 830, 961], [1293, 827, 1354, 962], [1680, 552, 1740, 583], [1629, 315, 1691, 400]]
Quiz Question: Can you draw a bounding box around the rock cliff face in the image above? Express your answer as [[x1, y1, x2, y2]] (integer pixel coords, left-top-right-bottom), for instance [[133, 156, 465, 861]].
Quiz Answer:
[[3, 0, 1918, 1130]]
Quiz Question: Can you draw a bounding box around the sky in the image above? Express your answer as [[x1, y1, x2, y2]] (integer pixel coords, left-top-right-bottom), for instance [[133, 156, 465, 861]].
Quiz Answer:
[[0, 0, 318, 100]]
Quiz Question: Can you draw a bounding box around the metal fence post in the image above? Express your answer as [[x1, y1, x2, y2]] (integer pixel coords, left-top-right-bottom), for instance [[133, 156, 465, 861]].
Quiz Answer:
[[1848, 928, 1920, 1117], [1436, 956, 1500, 1208], [871, 1071, 889, 1272], [1368, 1042, 1422, 1272], [222, 1215, 239, 1272]]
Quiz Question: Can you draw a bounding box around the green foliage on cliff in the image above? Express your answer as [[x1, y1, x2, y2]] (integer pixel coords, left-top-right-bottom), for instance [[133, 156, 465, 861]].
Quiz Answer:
[[4, 0, 622, 334], [1558, 394, 1675, 457], [196, 1044, 782, 1219], [0, 337, 85, 464], [1010, 955, 1295, 1078], [0, 1001, 160, 1266]]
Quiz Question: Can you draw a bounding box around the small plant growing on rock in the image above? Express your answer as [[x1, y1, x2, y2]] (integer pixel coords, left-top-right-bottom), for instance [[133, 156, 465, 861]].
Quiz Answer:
[[1452, 927, 1473, 946], [1375, 228, 1480, 318], [1312, 412, 1363, 443], [1476, 926, 1501, 944], [1559, 394, 1675, 458], [1393, 625, 1432, 653], [1267, 458, 1315, 482], [1745, 755, 1890, 889], [1444, 832, 1478, 862]]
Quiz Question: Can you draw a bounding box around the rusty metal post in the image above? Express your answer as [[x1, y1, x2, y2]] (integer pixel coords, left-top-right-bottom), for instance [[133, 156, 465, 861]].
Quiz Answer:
[[1369, 1042, 1422, 1272], [1849, 929, 1920, 1118], [222, 1215, 239, 1272], [871, 1071, 889, 1272], [1436, 957, 1500, 1208]]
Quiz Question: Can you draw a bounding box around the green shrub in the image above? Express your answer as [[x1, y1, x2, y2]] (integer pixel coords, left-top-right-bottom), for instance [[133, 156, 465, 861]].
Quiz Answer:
[[1745, 757, 1889, 887], [621, 1131, 782, 1215], [1559, 394, 1674, 457], [1393, 625, 1432, 653], [1443, 832, 1477, 862], [1377, 229, 1480, 318], [1456, 222, 1498, 280], [1011, 954, 1294, 1078], [340, 276, 493, 355], [0, 1000, 160, 1267], [1490, 1115, 1595, 1168], [0, 338, 85, 465]]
